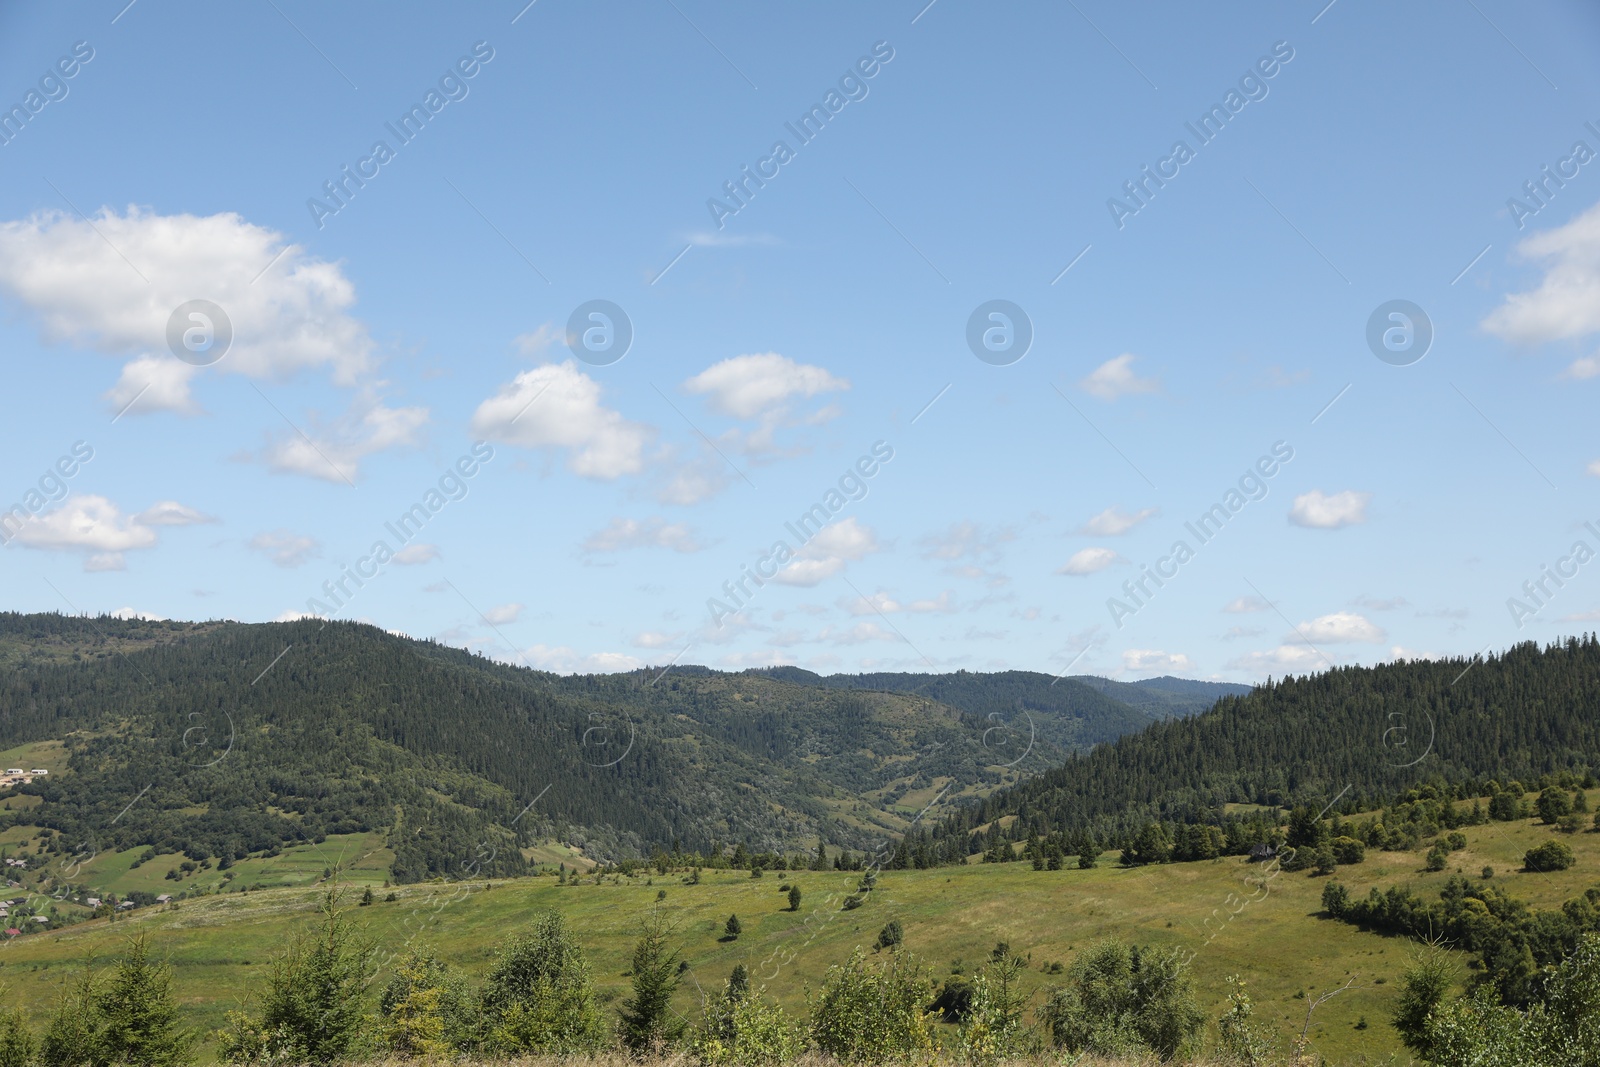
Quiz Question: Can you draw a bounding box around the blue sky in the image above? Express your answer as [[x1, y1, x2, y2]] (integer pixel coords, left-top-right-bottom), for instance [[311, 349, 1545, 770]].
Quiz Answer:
[[1, 0, 1599, 682]]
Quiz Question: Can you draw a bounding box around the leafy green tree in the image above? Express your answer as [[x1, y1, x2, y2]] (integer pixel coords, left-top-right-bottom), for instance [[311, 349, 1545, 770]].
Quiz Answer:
[[1425, 842, 1450, 871], [1524, 840, 1575, 872], [808, 948, 937, 1063], [480, 911, 606, 1054], [1537, 786, 1574, 824], [1331, 836, 1366, 865], [220, 890, 373, 1065], [97, 935, 196, 1067], [787, 885, 802, 911], [618, 909, 687, 1053]]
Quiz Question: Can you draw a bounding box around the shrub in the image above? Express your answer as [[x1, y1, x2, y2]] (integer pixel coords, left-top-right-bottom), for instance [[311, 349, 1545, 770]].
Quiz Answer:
[[695, 979, 804, 1067], [808, 948, 937, 1064], [1217, 975, 1272, 1067], [1421, 933, 1600, 1063], [1558, 813, 1585, 834], [1425, 842, 1449, 872], [1482, 866, 1495, 879], [1524, 840, 1575, 872], [479, 911, 606, 1054], [1313, 845, 1337, 876], [1331, 836, 1366, 865], [378, 952, 473, 1056], [875, 921, 904, 952], [1321, 880, 1350, 918], [1038, 939, 1203, 1060], [955, 954, 1035, 1067], [1445, 831, 1467, 851], [928, 976, 974, 1023], [788, 885, 802, 911]]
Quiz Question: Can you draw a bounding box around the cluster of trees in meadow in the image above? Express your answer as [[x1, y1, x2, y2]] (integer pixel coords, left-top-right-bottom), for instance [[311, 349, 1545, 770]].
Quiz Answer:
[[1395, 933, 1600, 1066], [3, 890, 1280, 1067]]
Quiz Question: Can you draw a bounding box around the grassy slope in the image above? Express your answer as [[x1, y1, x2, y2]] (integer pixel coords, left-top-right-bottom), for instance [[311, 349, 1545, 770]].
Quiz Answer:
[[6, 801, 1598, 1065]]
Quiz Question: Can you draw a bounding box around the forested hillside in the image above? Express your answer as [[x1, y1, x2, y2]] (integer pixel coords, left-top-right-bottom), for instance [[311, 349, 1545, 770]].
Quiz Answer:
[[0, 612, 1163, 884], [931, 637, 1600, 854]]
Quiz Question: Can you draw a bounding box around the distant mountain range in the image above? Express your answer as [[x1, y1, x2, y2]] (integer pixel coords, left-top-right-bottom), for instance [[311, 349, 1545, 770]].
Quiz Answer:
[[0, 613, 1240, 883]]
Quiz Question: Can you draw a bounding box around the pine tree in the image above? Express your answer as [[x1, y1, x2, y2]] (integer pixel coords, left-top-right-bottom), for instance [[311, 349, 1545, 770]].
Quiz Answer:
[[726, 964, 750, 1002], [618, 909, 687, 1052], [220, 889, 372, 1065], [97, 935, 197, 1067], [40, 959, 104, 1067], [724, 914, 742, 940], [787, 885, 802, 912], [0, 1003, 33, 1067]]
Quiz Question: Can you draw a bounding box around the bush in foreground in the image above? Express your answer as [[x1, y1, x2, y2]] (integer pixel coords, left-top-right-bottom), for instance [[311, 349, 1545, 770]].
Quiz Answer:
[[1038, 940, 1204, 1060], [809, 948, 938, 1064]]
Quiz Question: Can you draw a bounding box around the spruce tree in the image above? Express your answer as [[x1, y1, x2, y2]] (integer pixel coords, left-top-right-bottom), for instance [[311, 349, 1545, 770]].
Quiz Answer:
[[788, 884, 802, 911], [0, 1003, 33, 1067], [724, 914, 742, 940], [97, 935, 196, 1067], [618, 909, 687, 1052]]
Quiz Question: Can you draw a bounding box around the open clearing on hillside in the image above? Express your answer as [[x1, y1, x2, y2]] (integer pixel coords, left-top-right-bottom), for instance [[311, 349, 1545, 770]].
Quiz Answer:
[[5, 809, 1598, 1064]]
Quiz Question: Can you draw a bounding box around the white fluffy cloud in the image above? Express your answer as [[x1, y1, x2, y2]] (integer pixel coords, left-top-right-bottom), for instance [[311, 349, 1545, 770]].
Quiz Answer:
[[774, 517, 879, 586], [1224, 595, 1271, 613], [1080, 354, 1159, 401], [921, 522, 1015, 563], [5, 494, 207, 570], [1292, 611, 1386, 644], [841, 589, 955, 616], [471, 361, 650, 479], [1483, 199, 1600, 351], [1289, 489, 1370, 529], [1121, 649, 1192, 674], [249, 530, 319, 568], [111, 607, 166, 620], [683, 353, 848, 419], [521, 644, 642, 674], [1226, 644, 1332, 675], [393, 543, 439, 565], [1057, 547, 1120, 576], [583, 517, 703, 554], [0, 208, 377, 406], [1078, 505, 1157, 536], [259, 390, 428, 484], [483, 603, 523, 625]]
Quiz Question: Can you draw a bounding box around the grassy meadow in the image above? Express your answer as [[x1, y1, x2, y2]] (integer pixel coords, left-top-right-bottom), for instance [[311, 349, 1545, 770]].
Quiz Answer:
[[3, 799, 1598, 1064]]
